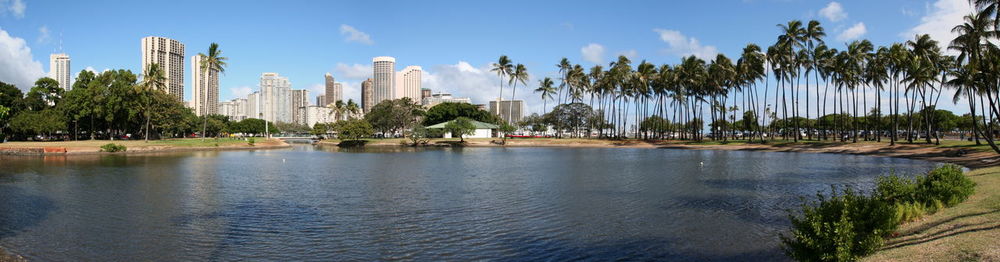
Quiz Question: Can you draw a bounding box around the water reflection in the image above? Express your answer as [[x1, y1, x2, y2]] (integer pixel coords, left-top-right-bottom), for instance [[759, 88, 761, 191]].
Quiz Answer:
[[0, 146, 940, 261]]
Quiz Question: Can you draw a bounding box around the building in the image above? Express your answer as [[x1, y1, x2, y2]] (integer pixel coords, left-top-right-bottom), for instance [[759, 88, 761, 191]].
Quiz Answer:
[[301, 105, 332, 128], [372, 56, 395, 105], [218, 98, 248, 121], [191, 54, 220, 116], [49, 53, 71, 90], [475, 104, 487, 111], [324, 73, 343, 104], [489, 99, 525, 124], [396, 65, 421, 103], [428, 119, 498, 139], [290, 89, 310, 125], [361, 78, 374, 113], [316, 95, 327, 108], [259, 73, 292, 123], [421, 88, 431, 101], [141, 36, 185, 100], [422, 93, 472, 108], [247, 91, 261, 119]]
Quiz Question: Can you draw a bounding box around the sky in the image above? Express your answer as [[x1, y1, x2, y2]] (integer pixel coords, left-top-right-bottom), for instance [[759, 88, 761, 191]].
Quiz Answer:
[[0, 0, 980, 116]]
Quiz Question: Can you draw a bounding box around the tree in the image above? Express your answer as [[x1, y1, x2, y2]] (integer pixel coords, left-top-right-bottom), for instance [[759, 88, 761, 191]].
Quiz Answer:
[[508, 63, 529, 125], [364, 98, 424, 136], [491, 55, 513, 117], [534, 77, 557, 114], [311, 123, 329, 137], [9, 109, 66, 139], [444, 117, 476, 142], [336, 119, 374, 141], [422, 102, 500, 126], [24, 77, 62, 111], [139, 63, 167, 142], [545, 102, 593, 138], [197, 43, 228, 141]]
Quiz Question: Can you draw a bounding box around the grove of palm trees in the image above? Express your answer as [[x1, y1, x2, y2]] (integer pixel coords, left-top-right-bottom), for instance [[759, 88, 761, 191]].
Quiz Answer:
[[514, 1, 1000, 155]]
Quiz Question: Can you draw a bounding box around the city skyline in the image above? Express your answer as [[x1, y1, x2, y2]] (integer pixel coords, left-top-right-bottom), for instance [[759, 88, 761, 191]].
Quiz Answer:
[[0, 0, 982, 116]]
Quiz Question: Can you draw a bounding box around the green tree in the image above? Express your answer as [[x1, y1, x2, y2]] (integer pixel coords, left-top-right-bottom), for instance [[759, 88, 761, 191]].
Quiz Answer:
[[9, 109, 66, 139], [311, 123, 329, 137], [534, 77, 557, 114], [336, 118, 374, 141], [138, 63, 167, 142], [422, 102, 500, 126], [364, 98, 424, 136], [197, 43, 228, 141], [445, 117, 476, 142]]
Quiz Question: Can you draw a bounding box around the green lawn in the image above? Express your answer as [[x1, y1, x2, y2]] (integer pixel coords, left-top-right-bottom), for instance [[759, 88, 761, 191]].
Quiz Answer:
[[147, 138, 251, 147]]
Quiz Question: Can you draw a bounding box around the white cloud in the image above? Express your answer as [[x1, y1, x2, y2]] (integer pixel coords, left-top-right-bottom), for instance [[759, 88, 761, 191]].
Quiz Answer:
[[653, 29, 719, 58], [0, 27, 46, 91], [333, 63, 372, 79], [836, 22, 867, 41], [819, 2, 847, 22], [228, 86, 253, 99], [580, 43, 605, 64], [0, 0, 25, 18], [421, 61, 548, 115], [37, 25, 49, 43], [339, 24, 373, 45], [617, 50, 638, 60], [902, 0, 974, 51]]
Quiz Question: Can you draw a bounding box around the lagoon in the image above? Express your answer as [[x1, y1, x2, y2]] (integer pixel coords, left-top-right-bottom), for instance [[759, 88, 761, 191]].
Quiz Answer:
[[0, 145, 939, 261]]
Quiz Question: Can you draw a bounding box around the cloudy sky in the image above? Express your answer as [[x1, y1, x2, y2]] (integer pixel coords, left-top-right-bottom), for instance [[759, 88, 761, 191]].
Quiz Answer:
[[0, 0, 978, 115]]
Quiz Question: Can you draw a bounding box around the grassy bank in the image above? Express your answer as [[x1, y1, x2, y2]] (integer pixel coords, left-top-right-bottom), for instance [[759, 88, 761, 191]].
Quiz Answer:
[[864, 166, 1000, 261], [0, 138, 287, 154]]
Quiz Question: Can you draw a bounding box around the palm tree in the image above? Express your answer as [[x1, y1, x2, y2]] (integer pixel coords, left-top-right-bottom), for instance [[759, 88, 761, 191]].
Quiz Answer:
[[557, 58, 572, 106], [804, 20, 826, 140], [508, 63, 529, 126], [345, 99, 360, 120], [139, 63, 166, 142], [491, 55, 513, 117], [198, 43, 227, 141], [534, 77, 556, 114]]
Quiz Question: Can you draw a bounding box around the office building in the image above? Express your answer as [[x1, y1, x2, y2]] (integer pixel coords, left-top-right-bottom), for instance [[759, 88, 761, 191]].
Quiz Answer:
[[191, 54, 220, 116], [290, 89, 310, 125], [141, 36, 185, 100], [489, 99, 525, 124], [259, 72, 292, 123], [361, 78, 374, 113], [49, 53, 71, 90], [372, 56, 395, 105], [422, 93, 472, 108], [396, 65, 421, 102]]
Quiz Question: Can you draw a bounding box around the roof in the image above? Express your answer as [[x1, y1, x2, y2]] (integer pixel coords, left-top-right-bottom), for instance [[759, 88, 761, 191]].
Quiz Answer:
[[427, 119, 499, 129]]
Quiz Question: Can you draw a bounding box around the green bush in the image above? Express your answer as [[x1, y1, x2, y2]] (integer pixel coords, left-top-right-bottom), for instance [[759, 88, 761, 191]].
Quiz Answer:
[[781, 187, 897, 261], [893, 201, 926, 223], [100, 143, 127, 152], [916, 164, 975, 207], [247, 137, 255, 146]]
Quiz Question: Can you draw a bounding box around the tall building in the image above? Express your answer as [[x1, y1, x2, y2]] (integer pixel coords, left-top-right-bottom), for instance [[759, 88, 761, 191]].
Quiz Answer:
[[316, 95, 327, 108], [247, 91, 261, 119], [421, 88, 432, 101], [422, 93, 472, 108], [301, 105, 332, 128], [191, 55, 220, 116], [372, 56, 395, 105], [259, 73, 292, 123], [290, 89, 310, 125], [219, 98, 248, 121], [361, 78, 374, 113], [49, 53, 71, 90], [489, 99, 525, 124], [324, 73, 340, 104], [396, 65, 422, 103], [141, 36, 185, 100]]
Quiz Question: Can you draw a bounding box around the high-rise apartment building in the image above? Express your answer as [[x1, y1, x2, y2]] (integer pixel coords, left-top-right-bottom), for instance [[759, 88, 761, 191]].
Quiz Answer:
[[218, 98, 248, 121], [259, 73, 292, 123], [396, 65, 422, 103], [361, 78, 374, 113], [191, 55, 220, 116], [489, 99, 525, 124], [247, 92, 261, 119], [372, 56, 395, 105], [316, 95, 327, 108], [421, 88, 432, 101], [141, 36, 185, 100], [324, 73, 337, 104], [49, 53, 71, 90], [290, 89, 310, 125]]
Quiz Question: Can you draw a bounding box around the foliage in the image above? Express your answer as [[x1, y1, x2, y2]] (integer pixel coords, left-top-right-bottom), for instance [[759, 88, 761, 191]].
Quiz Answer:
[[781, 187, 898, 261], [227, 118, 279, 136], [311, 123, 329, 137], [640, 116, 671, 134], [364, 98, 424, 136], [9, 109, 66, 138], [247, 137, 255, 146], [422, 102, 500, 126], [519, 113, 548, 134], [544, 102, 593, 136], [99, 143, 127, 152], [335, 119, 374, 141], [405, 125, 438, 145], [444, 117, 476, 142]]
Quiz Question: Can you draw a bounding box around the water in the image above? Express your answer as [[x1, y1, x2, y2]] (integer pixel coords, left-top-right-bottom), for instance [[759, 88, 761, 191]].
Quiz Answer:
[[0, 145, 940, 261]]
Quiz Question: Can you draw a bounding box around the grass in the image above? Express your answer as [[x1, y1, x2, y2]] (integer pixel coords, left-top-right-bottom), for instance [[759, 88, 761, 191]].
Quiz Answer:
[[864, 166, 1000, 261], [0, 138, 258, 148]]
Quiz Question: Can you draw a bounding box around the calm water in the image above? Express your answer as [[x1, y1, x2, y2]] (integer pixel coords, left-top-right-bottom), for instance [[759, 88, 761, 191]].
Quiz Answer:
[[0, 145, 939, 261]]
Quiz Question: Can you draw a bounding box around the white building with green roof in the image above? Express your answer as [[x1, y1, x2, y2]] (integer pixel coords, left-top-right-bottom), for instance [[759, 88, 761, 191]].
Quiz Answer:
[[427, 120, 499, 138]]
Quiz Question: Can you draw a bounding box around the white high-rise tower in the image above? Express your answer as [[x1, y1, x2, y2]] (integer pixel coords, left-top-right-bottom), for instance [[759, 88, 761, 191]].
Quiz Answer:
[[49, 53, 71, 90], [396, 65, 422, 103], [191, 55, 219, 116], [260, 72, 292, 123], [372, 56, 395, 105], [141, 36, 185, 100]]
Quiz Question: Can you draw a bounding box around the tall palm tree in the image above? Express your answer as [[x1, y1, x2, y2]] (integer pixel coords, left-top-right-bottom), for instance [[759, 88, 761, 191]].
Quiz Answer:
[[198, 43, 227, 141], [345, 99, 360, 120], [139, 63, 166, 142], [534, 77, 556, 114], [491, 55, 513, 117], [508, 63, 529, 126], [804, 20, 826, 140], [557, 58, 572, 106]]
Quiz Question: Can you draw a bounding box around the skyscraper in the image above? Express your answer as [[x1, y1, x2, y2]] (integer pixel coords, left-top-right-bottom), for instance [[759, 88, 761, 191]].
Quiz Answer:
[[316, 95, 327, 108], [372, 56, 395, 105], [361, 78, 374, 113], [191, 54, 220, 116], [141, 36, 185, 100], [290, 89, 310, 125], [49, 53, 71, 91], [260, 72, 292, 123], [324, 73, 339, 104], [396, 65, 421, 103], [489, 99, 525, 124], [247, 91, 261, 119]]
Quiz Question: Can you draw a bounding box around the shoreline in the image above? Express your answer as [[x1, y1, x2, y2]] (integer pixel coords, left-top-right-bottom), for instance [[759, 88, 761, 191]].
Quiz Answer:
[[0, 139, 291, 156]]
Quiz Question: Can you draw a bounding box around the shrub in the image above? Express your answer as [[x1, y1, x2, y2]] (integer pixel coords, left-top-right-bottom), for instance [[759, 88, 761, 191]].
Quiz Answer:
[[247, 137, 255, 146], [893, 201, 926, 223], [100, 143, 127, 152], [781, 187, 897, 261], [916, 164, 975, 207]]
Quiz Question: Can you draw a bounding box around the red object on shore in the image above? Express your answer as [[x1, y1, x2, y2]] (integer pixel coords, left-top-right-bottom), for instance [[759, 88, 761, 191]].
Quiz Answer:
[[505, 135, 552, 138], [43, 147, 67, 153]]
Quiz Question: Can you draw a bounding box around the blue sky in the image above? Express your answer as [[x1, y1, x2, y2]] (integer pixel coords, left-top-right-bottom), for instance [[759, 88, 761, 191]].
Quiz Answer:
[[0, 0, 978, 115]]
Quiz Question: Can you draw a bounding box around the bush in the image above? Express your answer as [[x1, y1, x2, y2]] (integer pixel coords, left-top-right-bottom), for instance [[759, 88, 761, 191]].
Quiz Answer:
[[100, 143, 127, 152], [781, 187, 897, 261], [247, 137, 256, 146], [916, 164, 975, 207]]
